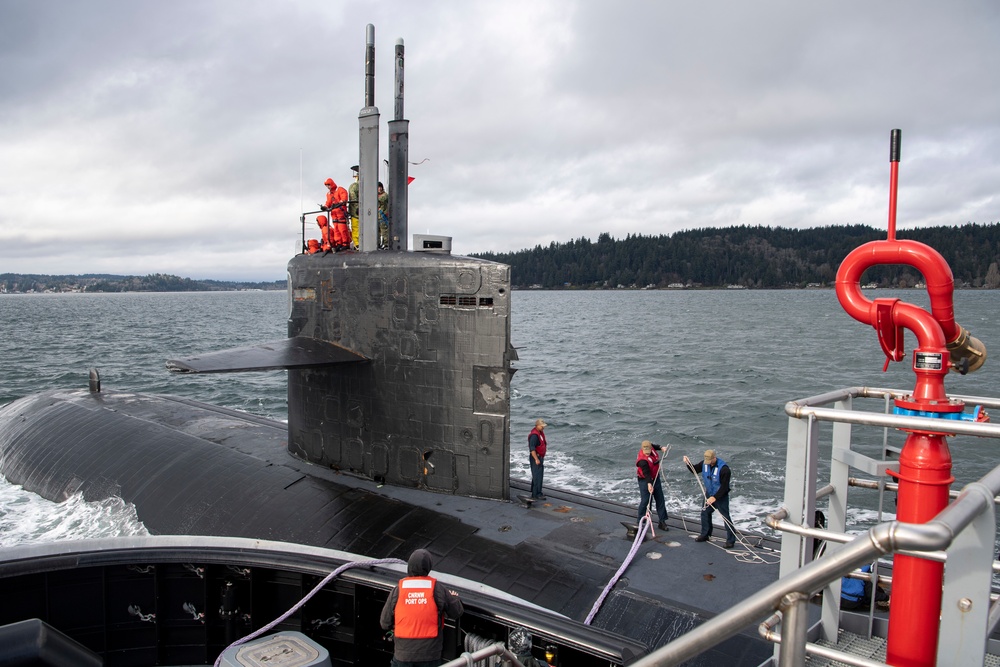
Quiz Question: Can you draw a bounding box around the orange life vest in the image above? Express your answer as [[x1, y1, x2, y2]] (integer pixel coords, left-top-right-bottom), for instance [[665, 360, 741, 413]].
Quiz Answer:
[[393, 576, 440, 639], [528, 427, 547, 458], [636, 448, 660, 481]]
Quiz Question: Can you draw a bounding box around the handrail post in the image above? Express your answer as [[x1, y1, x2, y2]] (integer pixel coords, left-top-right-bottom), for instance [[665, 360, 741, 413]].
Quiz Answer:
[[822, 395, 853, 641], [777, 592, 810, 667], [779, 414, 818, 577], [937, 482, 995, 666]]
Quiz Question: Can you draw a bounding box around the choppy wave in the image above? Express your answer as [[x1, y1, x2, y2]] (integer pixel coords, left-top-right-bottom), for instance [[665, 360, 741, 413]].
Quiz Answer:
[[0, 483, 148, 547]]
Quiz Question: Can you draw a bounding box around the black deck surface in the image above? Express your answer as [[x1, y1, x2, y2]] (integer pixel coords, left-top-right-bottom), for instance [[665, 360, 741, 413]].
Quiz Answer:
[[0, 389, 782, 665]]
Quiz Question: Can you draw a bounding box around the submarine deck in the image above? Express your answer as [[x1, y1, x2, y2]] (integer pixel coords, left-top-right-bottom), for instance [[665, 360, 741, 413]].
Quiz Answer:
[[0, 388, 782, 664]]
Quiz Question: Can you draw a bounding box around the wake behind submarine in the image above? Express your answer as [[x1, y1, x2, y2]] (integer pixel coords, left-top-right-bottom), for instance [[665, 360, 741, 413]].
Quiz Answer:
[[0, 25, 783, 666]]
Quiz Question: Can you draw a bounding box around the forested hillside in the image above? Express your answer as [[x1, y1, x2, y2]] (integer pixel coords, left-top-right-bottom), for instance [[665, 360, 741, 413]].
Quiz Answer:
[[7, 224, 999, 293], [472, 224, 1000, 289], [0, 273, 285, 293]]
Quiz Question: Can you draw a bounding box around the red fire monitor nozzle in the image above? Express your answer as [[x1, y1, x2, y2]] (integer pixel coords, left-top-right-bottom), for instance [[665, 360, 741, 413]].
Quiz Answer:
[[833, 129, 988, 667], [836, 130, 986, 400]]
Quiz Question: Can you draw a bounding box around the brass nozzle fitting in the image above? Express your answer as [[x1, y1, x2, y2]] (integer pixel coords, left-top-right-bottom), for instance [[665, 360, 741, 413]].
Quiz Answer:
[[947, 326, 987, 374]]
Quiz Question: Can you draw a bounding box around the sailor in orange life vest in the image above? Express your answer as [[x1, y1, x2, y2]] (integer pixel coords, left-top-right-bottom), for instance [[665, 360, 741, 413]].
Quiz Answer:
[[683, 450, 737, 549], [321, 177, 351, 250], [636, 440, 669, 530], [528, 418, 547, 500], [380, 548, 464, 667]]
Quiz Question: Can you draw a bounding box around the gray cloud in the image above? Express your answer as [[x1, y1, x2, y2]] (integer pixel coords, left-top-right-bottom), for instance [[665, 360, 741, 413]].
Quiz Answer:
[[1, 0, 998, 280]]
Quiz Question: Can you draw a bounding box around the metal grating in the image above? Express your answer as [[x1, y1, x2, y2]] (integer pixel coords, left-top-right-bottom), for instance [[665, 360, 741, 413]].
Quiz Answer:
[[806, 629, 886, 665], [805, 630, 1000, 667]]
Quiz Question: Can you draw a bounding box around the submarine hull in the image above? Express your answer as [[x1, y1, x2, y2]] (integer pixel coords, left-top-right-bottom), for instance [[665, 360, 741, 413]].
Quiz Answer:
[[0, 387, 778, 664]]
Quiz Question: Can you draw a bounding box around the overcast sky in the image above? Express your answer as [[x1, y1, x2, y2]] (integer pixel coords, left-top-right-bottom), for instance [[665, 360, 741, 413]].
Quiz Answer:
[[2, 1, 998, 280]]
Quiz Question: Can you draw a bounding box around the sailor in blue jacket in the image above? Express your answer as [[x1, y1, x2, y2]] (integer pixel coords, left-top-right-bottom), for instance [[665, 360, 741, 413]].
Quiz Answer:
[[841, 564, 890, 610], [683, 450, 737, 549]]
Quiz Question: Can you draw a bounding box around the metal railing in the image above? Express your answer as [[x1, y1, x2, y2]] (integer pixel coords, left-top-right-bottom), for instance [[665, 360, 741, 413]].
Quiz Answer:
[[299, 203, 350, 254], [630, 387, 1000, 666], [299, 208, 327, 253]]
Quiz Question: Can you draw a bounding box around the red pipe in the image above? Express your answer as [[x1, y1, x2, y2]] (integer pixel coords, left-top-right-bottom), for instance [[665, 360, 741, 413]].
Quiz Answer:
[[887, 161, 899, 241], [835, 240, 958, 345], [836, 240, 955, 408], [887, 301, 946, 351], [886, 432, 954, 667]]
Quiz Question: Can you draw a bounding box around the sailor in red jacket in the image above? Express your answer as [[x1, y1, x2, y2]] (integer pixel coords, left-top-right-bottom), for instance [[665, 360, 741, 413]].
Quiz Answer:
[[636, 440, 669, 531], [380, 549, 463, 666], [321, 178, 351, 250], [528, 418, 548, 500]]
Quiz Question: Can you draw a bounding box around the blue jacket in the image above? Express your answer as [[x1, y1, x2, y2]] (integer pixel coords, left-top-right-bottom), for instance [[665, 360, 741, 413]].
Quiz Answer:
[[841, 564, 871, 602], [701, 457, 728, 498]]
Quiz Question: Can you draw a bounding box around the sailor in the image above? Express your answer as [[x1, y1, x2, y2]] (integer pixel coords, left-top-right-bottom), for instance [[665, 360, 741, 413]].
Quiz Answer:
[[636, 440, 669, 531], [528, 418, 547, 500], [683, 450, 737, 549], [306, 238, 322, 254], [377, 181, 390, 249], [841, 564, 890, 611], [348, 165, 360, 250], [315, 215, 332, 253], [380, 548, 464, 667], [321, 178, 350, 250]]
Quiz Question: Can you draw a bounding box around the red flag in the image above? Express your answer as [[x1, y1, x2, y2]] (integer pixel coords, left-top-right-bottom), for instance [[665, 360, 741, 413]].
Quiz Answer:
[[407, 176, 415, 185]]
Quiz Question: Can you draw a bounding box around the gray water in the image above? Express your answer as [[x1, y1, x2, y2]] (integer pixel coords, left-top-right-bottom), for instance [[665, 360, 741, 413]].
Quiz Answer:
[[2, 288, 999, 546]]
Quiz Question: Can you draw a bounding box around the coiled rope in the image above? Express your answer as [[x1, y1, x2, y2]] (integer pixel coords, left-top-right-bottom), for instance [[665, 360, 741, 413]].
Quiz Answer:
[[213, 556, 407, 667]]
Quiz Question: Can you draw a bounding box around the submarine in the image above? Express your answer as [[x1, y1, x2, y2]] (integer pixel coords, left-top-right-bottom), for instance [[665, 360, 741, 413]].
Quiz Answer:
[[0, 25, 785, 666]]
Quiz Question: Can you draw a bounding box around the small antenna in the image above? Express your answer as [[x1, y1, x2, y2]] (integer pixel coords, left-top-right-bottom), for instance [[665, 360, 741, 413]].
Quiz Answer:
[[299, 148, 303, 214]]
